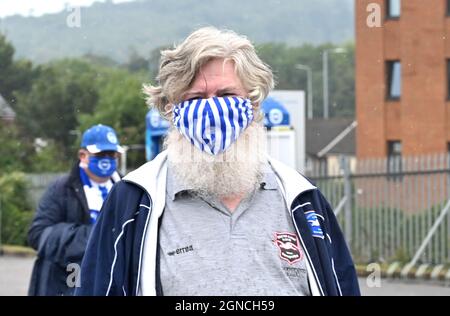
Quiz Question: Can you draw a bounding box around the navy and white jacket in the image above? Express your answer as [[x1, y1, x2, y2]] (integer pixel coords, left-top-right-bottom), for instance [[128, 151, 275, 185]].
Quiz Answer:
[[75, 151, 360, 296]]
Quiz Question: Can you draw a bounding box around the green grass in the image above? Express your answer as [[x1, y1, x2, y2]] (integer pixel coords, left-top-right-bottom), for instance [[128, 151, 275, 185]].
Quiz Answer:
[[1, 244, 36, 257]]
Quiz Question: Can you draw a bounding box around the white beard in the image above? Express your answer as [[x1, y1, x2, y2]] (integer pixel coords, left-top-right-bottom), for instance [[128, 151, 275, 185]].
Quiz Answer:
[[165, 122, 267, 199]]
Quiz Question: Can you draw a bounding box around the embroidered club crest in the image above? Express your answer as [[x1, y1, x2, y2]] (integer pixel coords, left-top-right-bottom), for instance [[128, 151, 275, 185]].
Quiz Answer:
[[107, 131, 118, 144], [273, 232, 303, 264]]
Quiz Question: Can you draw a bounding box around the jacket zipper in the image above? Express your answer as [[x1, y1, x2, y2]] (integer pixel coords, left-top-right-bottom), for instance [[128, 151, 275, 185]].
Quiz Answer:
[[291, 206, 325, 296], [121, 180, 153, 296]]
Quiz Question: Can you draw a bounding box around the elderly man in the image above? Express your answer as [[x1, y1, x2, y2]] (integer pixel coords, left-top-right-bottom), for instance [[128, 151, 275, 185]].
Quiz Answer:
[[28, 124, 123, 296], [76, 27, 360, 296]]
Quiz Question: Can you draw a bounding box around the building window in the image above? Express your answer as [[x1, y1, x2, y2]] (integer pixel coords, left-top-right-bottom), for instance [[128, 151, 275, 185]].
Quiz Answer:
[[387, 61, 401, 100], [387, 141, 402, 180], [388, 141, 402, 158], [386, 0, 401, 19]]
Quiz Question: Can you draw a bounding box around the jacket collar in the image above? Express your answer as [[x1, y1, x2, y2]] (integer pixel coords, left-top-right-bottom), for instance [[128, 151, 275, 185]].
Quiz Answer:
[[123, 150, 169, 206], [65, 162, 90, 217], [124, 152, 169, 297], [267, 156, 316, 209], [68, 162, 83, 188]]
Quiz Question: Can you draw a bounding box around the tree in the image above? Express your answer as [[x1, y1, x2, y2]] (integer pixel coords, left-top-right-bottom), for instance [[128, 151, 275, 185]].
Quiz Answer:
[[0, 172, 33, 246], [0, 33, 36, 106], [256, 42, 355, 118], [125, 48, 149, 73], [148, 45, 170, 81], [14, 59, 100, 159], [78, 68, 149, 169], [82, 53, 119, 68], [0, 124, 33, 175]]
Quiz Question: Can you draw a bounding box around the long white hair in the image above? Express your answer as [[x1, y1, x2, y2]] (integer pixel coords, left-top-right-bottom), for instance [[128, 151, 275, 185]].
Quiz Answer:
[[143, 26, 274, 121]]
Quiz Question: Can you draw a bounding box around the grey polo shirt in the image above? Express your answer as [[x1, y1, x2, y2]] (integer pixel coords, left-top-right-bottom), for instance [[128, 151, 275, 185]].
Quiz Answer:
[[158, 164, 311, 296]]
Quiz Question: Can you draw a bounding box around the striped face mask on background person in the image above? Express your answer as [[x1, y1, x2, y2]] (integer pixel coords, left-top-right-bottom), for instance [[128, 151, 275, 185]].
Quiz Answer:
[[173, 96, 254, 155]]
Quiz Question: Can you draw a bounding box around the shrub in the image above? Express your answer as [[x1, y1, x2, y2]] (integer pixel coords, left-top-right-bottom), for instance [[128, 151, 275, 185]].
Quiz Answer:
[[0, 172, 33, 246]]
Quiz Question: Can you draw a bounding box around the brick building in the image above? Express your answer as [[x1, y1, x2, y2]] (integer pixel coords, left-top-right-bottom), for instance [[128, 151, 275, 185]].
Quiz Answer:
[[356, 0, 450, 159]]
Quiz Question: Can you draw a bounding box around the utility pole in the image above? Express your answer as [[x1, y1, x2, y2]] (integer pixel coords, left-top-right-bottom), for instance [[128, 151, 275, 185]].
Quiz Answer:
[[295, 64, 314, 120], [323, 48, 346, 119]]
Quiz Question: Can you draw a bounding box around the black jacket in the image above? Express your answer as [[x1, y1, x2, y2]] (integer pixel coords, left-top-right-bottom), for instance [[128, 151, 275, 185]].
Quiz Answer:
[[27, 163, 93, 296]]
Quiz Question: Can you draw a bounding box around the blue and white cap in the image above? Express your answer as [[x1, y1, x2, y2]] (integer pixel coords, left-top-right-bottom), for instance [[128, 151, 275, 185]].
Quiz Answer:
[[81, 124, 124, 154]]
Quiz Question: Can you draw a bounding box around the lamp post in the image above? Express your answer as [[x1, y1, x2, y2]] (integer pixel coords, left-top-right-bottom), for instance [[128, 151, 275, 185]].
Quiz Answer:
[[323, 47, 346, 119], [295, 64, 313, 120]]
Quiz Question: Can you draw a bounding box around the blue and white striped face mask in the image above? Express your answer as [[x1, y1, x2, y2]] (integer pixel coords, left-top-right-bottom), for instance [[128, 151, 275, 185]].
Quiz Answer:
[[173, 96, 254, 155]]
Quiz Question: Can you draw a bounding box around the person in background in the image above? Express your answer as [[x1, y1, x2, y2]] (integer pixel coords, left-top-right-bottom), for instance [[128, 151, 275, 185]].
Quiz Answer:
[[27, 124, 123, 296], [76, 27, 360, 296]]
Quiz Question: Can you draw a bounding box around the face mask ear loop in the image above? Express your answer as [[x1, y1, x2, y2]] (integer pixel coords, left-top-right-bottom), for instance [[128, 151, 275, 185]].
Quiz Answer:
[[163, 103, 174, 120], [164, 109, 173, 120]]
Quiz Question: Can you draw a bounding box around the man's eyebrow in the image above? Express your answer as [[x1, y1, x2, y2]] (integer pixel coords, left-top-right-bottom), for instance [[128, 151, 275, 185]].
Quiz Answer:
[[183, 90, 204, 98], [183, 86, 239, 98], [184, 90, 204, 95], [216, 87, 239, 94]]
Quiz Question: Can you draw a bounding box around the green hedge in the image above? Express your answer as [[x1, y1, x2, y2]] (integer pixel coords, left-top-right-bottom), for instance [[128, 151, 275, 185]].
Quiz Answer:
[[0, 172, 34, 246]]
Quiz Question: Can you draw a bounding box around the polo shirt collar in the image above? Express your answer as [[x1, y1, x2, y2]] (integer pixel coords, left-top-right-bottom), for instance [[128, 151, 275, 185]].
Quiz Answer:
[[260, 163, 279, 190], [166, 166, 191, 201]]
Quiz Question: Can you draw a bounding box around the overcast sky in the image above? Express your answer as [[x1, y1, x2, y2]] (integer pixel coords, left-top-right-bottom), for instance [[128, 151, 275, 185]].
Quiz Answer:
[[0, 0, 135, 18]]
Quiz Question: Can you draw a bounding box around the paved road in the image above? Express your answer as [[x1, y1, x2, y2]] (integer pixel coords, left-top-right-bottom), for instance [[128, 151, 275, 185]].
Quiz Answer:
[[1, 255, 449, 296], [358, 276, 450, 296], [0, 255, 34, 296]]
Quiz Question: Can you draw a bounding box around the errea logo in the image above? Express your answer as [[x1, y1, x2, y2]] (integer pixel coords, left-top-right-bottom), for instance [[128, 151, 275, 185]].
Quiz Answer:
[[167, 245, 194, 256]]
